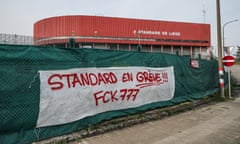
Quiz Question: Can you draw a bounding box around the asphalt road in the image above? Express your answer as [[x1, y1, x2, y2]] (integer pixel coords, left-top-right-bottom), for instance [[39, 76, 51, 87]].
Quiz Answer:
[[74, 65, 240, 144]]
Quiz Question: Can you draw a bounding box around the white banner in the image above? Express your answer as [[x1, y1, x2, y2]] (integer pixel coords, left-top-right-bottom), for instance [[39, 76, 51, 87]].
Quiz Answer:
[[37, 66, 175, 127]]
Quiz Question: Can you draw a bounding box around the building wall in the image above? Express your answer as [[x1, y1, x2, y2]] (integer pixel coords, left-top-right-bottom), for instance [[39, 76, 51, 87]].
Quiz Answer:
[[34, 15, 211, 59]]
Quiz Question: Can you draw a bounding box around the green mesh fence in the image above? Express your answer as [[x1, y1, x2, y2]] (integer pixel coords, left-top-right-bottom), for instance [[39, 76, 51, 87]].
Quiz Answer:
[[0, 44, 220, 144]]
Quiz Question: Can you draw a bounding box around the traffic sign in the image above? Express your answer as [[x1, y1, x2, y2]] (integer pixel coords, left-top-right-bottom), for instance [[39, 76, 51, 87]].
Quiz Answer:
[[223, 55, 235, 67]]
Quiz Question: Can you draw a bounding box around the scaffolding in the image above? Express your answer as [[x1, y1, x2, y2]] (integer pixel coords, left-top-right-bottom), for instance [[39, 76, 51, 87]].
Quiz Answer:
[[0, 33, 34, 45]]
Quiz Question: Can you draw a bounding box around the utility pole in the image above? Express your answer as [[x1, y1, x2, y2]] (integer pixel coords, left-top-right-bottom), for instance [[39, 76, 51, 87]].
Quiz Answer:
[[216, 0, 224, 97], [202, 3, 206, 23]]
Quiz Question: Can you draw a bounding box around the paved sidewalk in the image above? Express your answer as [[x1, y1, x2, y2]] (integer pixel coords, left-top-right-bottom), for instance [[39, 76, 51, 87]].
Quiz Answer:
[[74, 65, 240, 144]]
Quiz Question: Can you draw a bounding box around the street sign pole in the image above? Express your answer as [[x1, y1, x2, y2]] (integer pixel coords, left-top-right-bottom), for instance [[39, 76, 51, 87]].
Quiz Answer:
[[223, 55, 236, 99], [228, 68, 231, 98]]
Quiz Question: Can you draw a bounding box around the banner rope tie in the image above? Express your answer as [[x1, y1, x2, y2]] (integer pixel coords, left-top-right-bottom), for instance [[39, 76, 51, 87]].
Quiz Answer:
[[29, 72, 39, 89], [34, 127, 41, 140]]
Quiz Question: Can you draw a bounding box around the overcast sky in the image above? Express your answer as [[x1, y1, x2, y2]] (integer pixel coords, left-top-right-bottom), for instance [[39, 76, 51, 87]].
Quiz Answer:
[[0, 0, 239, 49]]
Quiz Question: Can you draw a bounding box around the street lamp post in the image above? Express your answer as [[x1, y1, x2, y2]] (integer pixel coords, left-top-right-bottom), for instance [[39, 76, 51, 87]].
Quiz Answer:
[[222, 19, 238, 99], [223, 19, 238, 54]]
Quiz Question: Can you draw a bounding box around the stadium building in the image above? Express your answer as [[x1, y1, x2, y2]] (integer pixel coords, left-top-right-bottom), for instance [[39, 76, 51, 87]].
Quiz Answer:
[[34, 15, 211, 58]]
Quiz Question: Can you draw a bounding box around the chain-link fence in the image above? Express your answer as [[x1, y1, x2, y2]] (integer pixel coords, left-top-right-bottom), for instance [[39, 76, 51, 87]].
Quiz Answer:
[[0, 44, 222, 144]]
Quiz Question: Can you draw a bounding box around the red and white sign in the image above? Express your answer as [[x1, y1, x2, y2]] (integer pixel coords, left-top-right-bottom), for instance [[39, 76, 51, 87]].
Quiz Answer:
[[190, 59, 199, 68], [223, 55, 235, 67], [37, 66, 175, 128]]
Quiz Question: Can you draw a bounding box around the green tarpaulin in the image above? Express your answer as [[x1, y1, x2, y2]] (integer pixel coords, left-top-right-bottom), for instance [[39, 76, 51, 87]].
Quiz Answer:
[[0, 44, 220, 144]]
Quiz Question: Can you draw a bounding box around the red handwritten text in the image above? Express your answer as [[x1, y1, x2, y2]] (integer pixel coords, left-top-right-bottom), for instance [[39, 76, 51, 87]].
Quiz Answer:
[[94, 89, 140, 106], [136, 71, 161, 83], [48, 72, 117, 90]]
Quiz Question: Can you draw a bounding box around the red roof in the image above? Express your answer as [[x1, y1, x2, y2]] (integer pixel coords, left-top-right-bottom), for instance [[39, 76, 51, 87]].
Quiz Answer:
[[34, 15, 210, 46]]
